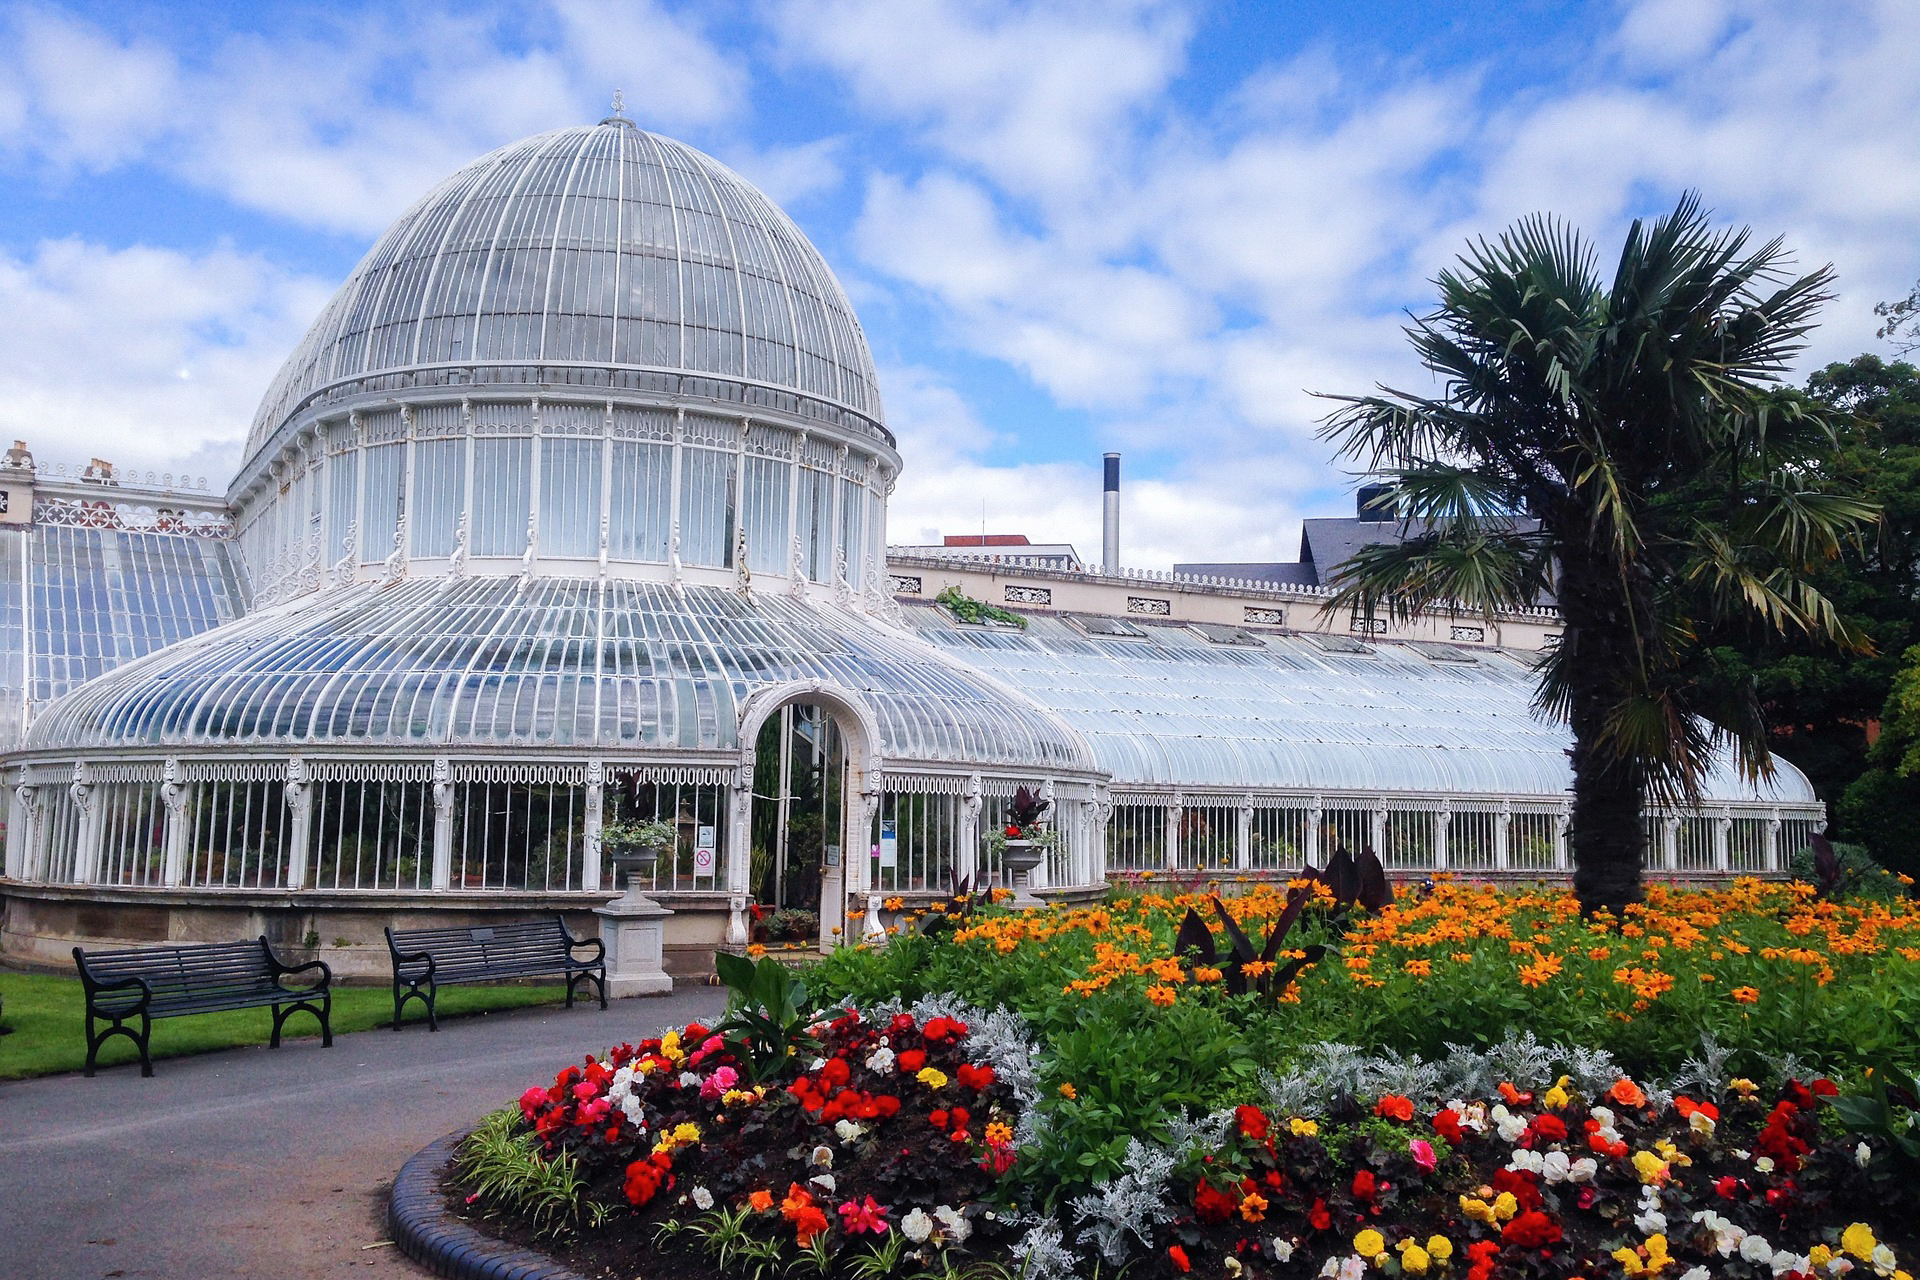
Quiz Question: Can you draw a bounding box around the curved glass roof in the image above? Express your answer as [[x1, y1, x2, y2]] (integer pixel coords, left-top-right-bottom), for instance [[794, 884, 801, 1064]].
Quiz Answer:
[[24, 580, 1092, 774], [246, 119, 883, 467], [902, 608, 1817, 805]]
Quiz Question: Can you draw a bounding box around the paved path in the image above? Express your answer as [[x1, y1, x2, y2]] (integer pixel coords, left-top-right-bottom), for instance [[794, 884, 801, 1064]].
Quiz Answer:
[[0, 988, 727, 1280]]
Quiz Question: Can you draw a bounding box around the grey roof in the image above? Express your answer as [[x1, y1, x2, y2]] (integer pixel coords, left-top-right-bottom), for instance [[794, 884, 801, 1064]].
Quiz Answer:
[[23, 579, 1093, 775], [900, 607, 1814, 804], [244, 119, 883, 470], [1172, 561, 1320, 587]]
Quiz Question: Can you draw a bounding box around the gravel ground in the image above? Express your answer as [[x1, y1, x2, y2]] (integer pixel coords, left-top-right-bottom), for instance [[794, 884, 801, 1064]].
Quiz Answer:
[[0, 987, 727, 1280]]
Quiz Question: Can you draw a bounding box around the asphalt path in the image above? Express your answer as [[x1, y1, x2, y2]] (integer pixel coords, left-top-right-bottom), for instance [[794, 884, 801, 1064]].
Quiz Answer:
[[0, 987, 727, 1280]]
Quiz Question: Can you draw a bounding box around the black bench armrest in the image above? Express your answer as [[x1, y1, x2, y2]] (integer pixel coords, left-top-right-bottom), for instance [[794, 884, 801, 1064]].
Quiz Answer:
[[81, 972, 153, 1013], [272, 957, 333, 989], [567, 933, 606, 964]]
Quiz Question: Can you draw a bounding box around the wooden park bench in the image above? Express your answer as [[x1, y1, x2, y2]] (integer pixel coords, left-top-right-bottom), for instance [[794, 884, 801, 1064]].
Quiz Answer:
[[72, 937, 333, 1078], [384, 918, 606, 1031]]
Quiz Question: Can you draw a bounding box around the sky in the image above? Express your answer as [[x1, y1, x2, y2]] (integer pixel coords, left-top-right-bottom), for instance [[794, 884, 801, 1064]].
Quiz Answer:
[[0, 0, 1914, 569]]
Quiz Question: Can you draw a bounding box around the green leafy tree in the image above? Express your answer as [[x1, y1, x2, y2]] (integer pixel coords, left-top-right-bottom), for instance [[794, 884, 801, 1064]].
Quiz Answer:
[[1319, 194, 1877, 914], [1690, 357, 1920, 831], [1840, 646, 1920, 878]]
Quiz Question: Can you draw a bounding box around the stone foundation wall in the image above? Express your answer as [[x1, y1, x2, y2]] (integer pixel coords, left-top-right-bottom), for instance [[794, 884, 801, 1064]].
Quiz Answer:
[[0, 884, 740, 984]]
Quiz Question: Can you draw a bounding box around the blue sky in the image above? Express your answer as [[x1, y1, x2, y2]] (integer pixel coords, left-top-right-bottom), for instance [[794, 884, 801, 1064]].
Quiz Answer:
[[0, 0, 1914, 567]]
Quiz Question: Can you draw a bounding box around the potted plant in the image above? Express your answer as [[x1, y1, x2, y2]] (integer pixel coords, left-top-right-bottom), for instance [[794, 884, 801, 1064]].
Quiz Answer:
[[984, 786, 1056, 908], [600, 816, 677, 888]]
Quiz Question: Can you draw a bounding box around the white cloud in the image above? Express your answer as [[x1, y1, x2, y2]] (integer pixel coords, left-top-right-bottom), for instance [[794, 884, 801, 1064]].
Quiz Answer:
[[0, 239, 328, 481]]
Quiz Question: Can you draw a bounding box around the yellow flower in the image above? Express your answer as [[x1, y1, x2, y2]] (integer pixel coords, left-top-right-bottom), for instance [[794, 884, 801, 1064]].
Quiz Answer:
[[1400, 1243, 1431, 1275], [1459, 1196, 1494, 1225], [1631, 1150, 1670, 1184], [1843, 1223, 1879, 1261], [985, 1121, 1014, 1146], [917, 1067, 950, 1089], [1426, 1236, 1453, 1262], [1542, 1084, 1570, 1110], [1810, 1246, 1835, 1269], [1289, 1117, 1318, 1137], [1353, 1229, 1385, 1258], [1729, 1077, 1758, 1097]]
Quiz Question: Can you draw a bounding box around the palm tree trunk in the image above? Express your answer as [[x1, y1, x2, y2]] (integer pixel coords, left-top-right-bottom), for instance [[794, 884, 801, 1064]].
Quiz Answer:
[[1558, 556, 1650, 917]]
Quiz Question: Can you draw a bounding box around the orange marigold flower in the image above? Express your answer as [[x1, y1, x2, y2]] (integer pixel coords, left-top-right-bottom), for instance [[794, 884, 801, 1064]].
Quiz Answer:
[[749, 1189, 775, 1212], [1404, 959, 1433, 978], [1518, 952, 1563, 988], [1146, 984, 1178, 1007], [1193, 966, 1224, 984], [1058, 1082, 1078, 1099], [1730, 986, 1760, 1004]]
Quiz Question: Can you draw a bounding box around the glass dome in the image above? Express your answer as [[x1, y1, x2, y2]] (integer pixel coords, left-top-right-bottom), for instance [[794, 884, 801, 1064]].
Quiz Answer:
[[244, 117, 885, 471]]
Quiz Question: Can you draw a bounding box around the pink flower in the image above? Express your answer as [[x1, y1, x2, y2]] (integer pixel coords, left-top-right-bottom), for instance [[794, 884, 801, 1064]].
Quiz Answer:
[[837, 1195, 889, 1234], [701, 1065, 742, 1100], [1409, 1139, 1437, 1172], [572, 1081, 598, 1100], [518, 1087, 548, 1119]]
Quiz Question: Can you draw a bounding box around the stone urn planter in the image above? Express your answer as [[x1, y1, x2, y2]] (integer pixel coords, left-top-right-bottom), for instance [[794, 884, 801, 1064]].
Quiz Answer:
[[1001, 837, 1046, 910]]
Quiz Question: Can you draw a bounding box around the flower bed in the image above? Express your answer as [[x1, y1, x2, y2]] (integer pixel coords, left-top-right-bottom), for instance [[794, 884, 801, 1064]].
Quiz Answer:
[[441, 881, 1920, 1279]]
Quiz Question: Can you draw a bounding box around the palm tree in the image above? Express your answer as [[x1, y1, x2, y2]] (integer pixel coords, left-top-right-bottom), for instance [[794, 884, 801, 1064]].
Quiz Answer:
[[1319, 193, 1877, 914]]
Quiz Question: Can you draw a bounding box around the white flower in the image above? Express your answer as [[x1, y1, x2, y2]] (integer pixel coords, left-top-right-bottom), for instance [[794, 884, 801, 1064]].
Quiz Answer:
[[1856, 1142, 1873, 1168], [1741, 1236, 1775, 1264], [810, 1173, 836, 1194], [810, 1145, 834, 1168], [866, 1047, 896, 1072], [1827, 1258, 1856, 1276], [1589, 1106, 1616, 1128], [835, 1119, 866, 1144], [808, 1057, 828, 1072], [1225, 1259, 1244, 1278], [1635, 1210, 1668, 1235], [1690, 1111, 1716, 1138], [691, 1186, 714, 1211], [1541, 1151, 1572, 1183], [900, 1208, 933, 1244], [1754, 1155, 1775, 1173], [1567, 1157, 1598, 1183], [1272, 1239, 1295, 1262], [1495, 1112, 1529, 1143], [1339, 1256, 1368, 1280], [678, 1071, 702, 1090], [1507, 1149, 1543, 1175], [1774, 1252, 1811, 1277], [933, 1205, 970, 1244], [1872, 1244, 1897, 1276], [1680, 1269, 1712, 1280]]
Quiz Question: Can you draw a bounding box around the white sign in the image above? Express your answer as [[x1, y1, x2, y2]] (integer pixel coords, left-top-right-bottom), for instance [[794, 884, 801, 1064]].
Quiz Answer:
[[693, 825, 717, 875], [879, 820, 898, 869], [824, 843, 841, 867]]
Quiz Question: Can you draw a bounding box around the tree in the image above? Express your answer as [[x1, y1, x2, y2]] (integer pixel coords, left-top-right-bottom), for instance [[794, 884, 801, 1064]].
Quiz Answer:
[[1877, 279, 1920, 357], [1840, 644, 1920, 879], [1319, 194, 1878, 915], [1689, 357, 1920, 835]]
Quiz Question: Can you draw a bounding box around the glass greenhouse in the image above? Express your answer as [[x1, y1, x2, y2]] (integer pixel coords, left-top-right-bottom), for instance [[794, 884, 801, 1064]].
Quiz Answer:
[[0, 114, 1823, 973]]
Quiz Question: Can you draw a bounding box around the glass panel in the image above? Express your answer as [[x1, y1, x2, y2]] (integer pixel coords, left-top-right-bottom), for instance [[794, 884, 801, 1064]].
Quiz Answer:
[[1510, 811, 1558, 870], [1383, 810, 1435, 870], [185, 781, 290, 889], [410, 437, 464, 557], [472, 438, 532, 556], [796, 468, 833, 583], [1177, 804, 1236, 869], [540, 436, 602, 558], [1250, 807, 1310, 869], [609, 441, 672, 562], [451, 780, 585, 891], [360, 443, 404, 561], [606, 777, 727, 896], [741, 456, 791, 575], [1449, 809, 1498, 870], [873, 790, 959, 894], [328, 448, 358, 560], [678, 446, 735, 568], [96, 782, 166, 886], [839, 477, 866, 585], [1106, 803, 1165, 872], [309, 779, 433, 890]]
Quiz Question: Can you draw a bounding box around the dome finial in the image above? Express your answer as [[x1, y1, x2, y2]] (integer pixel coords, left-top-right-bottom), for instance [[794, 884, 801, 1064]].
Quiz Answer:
[[611, 88, 626, 118]]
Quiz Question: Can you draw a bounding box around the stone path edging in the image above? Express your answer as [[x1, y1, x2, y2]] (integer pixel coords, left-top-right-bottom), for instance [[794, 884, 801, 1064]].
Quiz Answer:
[[389, 1132, 587, 1280]]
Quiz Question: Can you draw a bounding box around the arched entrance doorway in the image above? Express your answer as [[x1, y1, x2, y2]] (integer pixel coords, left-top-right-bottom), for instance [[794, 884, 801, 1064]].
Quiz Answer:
[[750, 704, 844, 948], [732, 683, 882, 954]]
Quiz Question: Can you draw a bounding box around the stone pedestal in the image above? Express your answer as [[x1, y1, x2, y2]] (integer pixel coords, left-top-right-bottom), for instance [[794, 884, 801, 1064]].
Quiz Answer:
[[595, 893, 675, 997]]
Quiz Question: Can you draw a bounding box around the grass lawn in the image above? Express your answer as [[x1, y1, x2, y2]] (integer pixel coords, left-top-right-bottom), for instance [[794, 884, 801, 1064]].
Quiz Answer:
[[0, 968, 568, 1080]]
